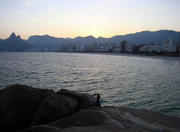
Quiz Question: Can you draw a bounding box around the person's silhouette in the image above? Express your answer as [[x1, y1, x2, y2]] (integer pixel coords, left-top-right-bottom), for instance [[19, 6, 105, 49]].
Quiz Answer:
[[96, 94, 101, 107]]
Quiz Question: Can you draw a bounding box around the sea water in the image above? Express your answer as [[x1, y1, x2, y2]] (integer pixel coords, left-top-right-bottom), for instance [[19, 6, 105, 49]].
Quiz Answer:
[[0, 52, 180, 117]]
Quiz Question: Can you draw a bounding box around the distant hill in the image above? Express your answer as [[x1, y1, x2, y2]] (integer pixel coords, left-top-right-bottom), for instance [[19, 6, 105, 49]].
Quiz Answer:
[[27, 35, 97, 48], [72, 36, 97, 45], [0, 30, 180, 52], [0, 33, 30, 52], [27, 35, 68, 48], [26, 30, 180, 48], [108, 30, 180, 44]]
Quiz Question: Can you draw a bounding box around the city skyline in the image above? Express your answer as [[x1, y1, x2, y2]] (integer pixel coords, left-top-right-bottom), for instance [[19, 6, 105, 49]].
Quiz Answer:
[[0, 0, 180, 39]]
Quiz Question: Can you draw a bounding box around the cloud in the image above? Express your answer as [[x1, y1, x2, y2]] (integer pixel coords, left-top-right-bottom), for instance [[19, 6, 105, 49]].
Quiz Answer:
[[25, 0, 31, 6]]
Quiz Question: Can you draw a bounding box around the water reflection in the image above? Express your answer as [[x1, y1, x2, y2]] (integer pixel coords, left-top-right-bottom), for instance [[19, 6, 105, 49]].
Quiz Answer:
[[0, 52, 180, 117]]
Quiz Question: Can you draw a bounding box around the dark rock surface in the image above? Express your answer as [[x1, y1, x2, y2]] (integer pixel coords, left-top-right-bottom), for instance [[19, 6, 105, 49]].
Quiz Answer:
[[0, 84, 180, 132], [20, 125, 62, 132], [31, 93, 78, 126], [49, 107, 106, 128], [49, 106, 180, 132], [0, 84, 53, 132], [58, 89, 100, 109]]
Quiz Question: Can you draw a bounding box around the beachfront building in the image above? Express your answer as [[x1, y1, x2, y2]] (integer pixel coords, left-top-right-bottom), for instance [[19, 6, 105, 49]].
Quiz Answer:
[[126, 42, 134, 52], [112, 47, 121, 53], [148, 43, 162, 53], [139, 43, 162, 53], [177, 34, 180, 52], [120, 41, 134, 52], [98, 43, 113, 52], [139, 44, 148, 52], [162, 37, 176, 52]]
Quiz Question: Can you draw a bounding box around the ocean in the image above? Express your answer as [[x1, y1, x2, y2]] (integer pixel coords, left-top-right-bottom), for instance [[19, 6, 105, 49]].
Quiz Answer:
[[0, 52, 180, 117]]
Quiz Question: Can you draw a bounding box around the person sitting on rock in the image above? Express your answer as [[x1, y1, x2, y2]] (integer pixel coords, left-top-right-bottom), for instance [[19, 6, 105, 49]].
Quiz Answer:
[[96, 94, 101, 107]]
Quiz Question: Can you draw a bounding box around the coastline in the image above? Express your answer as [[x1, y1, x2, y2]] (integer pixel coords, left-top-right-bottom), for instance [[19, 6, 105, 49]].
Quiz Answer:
[[1, 51, 180, 59], [0, 84, 180, 132], [53, 52, 180, 61]]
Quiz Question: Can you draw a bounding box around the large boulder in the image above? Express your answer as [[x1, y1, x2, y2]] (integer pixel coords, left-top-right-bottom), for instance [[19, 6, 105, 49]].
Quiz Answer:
[[49, 107, 105, 128], [57, 89, 100, 109], [59, 126, 151, 132], [20, 125, 62, 132], [20, 126, 151, 132], [0, 89, 3, 95], [31, 93, 78, 126], [49, 106, 180, 132], [1, 84, 180, 132], [0, 84, 54, 132], [0, 85, 101, 132]]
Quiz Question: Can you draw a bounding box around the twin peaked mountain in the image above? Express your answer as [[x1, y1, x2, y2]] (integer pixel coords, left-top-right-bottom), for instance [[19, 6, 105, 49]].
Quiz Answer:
[[0, 32, 30, 52], [0, 30, 180, 52]]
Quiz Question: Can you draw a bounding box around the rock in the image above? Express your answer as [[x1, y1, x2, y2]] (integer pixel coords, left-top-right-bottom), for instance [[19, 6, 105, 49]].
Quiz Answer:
[[60, 126, 151, 132], [1, 84, 180, 132], [49, 107, 105, 128], [0, 89, 3, 95], [21, 125, 151, 132], [49, 106, 180, 132], [20, 125, 62, 132], [0, 84, 54, 132], [20, 125, 151, 132], [57, 89, 100, 109], [31, 93, 78, 126], [112, 107, 180, 132]]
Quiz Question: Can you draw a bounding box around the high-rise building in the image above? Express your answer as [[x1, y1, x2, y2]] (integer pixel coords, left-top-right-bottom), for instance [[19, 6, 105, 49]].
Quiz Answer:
[[162, 37, 176, 52]]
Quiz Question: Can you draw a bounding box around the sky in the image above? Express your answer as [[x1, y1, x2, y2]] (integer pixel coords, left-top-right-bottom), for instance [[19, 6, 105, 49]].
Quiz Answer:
[[0, 0, 180, 39]]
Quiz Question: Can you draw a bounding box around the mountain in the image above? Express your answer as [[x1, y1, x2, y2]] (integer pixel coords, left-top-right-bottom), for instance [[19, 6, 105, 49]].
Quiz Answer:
[[27, 35, 68, 48], [1, 30, 179, 52], [108, 30, 180, 44], [26, 30, 180, 48], [73, 35, 97, 45], [27, 35, 97, 48], [0, 32, 30, 52]]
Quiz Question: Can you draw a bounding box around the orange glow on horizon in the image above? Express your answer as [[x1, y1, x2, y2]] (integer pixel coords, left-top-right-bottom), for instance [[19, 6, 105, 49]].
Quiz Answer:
[[0, 0, 180, 40]]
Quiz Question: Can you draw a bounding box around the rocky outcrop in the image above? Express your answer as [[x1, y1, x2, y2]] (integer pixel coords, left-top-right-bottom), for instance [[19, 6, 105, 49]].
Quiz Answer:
[[0, 84, 53, 131], [49, 106, 180, 132], [31, 94, 78, 126], [57, 89, 100, 109], [0, 84, 180, 132], [0, 84, 99, 132], [20, 125, 62, 132]]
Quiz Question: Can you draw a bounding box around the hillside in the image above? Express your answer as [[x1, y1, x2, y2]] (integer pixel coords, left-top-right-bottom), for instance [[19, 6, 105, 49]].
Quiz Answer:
[[0, 33, 30, 52], [26, 30, 180, 48], [0, 30, 179, 52]]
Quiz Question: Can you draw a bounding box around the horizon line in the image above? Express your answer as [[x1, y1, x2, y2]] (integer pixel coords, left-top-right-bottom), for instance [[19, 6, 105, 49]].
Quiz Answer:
[[1, 29, 180, 40]]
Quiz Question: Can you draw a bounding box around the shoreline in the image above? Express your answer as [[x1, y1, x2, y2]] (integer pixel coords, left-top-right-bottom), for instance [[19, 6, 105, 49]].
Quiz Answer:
[[1, 84, 180, 132], [1, 51, 180, 59]]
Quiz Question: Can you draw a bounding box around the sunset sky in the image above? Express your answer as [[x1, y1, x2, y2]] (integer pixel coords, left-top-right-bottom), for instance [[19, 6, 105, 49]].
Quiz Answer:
[[0, 0, 180, 39]]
